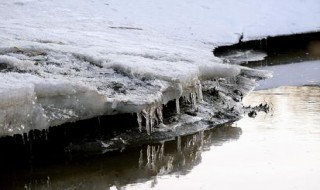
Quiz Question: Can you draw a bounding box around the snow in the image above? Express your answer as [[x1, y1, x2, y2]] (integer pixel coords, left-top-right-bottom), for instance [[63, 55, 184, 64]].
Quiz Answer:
[[0, 0, 319, 136]]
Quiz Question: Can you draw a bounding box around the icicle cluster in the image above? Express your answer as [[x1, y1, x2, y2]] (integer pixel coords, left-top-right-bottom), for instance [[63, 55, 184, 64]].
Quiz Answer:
[[175, 99, 180, 114], [137, 104, 163, 135], [182, 78, 203, 109], [142, 143, 167, 172], [136, 78, 204, 135]]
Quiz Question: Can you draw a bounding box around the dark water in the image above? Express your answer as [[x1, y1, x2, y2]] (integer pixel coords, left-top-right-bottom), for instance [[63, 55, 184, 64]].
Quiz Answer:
[[0, 124, 242, 190]]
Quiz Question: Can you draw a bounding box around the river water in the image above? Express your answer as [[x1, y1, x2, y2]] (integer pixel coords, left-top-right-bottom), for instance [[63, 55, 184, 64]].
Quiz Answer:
[[124, 86, 320, 190], [1, 49, 320, 190]]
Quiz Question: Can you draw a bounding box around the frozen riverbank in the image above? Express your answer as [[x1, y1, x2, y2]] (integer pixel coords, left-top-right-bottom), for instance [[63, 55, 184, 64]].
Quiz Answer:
[[0, 0, 319, 136], [1, 85, 319, 190], [2, 34, 320, 189]]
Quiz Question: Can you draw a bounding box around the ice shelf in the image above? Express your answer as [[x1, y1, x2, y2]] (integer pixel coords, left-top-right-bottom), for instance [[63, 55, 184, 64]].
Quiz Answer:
[[0, 0, 319, 136]]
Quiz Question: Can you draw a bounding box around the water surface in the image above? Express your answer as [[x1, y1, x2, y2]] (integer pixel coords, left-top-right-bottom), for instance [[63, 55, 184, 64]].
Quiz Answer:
[[1, 85, 319, 190], [126, 86, 320, 190]]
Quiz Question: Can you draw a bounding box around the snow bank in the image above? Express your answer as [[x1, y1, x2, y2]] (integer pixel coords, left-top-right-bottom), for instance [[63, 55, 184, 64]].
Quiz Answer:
[[0, 0, 318, 136]]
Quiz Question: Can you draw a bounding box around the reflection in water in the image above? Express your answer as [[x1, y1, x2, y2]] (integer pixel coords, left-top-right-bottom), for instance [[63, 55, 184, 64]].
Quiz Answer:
[[1, 87, 319, 190], [0, 125, 241, 190], [127, 86, 320, 190], [241, 86, 320, 128]]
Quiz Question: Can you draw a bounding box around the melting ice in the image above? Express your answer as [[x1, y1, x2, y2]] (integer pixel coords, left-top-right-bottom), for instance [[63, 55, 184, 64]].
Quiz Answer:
[[0, 0, 317, 136]]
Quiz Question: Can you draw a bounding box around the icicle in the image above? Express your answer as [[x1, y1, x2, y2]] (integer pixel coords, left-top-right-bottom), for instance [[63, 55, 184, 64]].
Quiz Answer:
[[142, 109, 151, 135], [111, 100, 117, 109], [146, 117, 150, 135], [150, 106, 156, 133], [197, 80, 203, 102], [193, 134, 197, 146], [156, 105, 163, 124], [176, 98, 180, 114], [191, 92, 197, 108], [137, 112, 143, 132], [184, 94, 191, 104]]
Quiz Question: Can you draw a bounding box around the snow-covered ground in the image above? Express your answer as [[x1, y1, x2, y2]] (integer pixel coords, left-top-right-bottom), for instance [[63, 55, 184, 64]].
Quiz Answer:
[[0, 0, 319, 136]]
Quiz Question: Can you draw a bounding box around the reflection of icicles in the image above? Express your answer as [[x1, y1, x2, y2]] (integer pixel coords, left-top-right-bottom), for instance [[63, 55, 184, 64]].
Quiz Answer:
[[151, 176, 158, 188], [151, 146, 157, 170], [137, 112, 143, 132], [176, 99, 180, 114], [192, 135, 196, 146], [199, 130, 204, 149], [146, 145, 151, 168], [139, 149, 143, 168], [177, 136, 181, 153], [167, 157, 174, 171], [146, 145, 159, 171], [159, 142, 164, 160]]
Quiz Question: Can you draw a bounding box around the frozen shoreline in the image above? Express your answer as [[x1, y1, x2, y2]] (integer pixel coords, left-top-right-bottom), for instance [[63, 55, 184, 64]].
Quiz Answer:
[[0, 0, 319, 136]]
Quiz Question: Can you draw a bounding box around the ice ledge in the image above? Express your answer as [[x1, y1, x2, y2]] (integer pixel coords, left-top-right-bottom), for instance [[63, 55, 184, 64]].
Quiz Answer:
[[2, 0, 317, 136], [0, 50, 270, 136]]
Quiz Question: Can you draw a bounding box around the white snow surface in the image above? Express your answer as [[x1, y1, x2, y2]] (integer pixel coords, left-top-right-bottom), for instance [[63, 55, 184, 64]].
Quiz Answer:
[[0, 0, 319, 136]]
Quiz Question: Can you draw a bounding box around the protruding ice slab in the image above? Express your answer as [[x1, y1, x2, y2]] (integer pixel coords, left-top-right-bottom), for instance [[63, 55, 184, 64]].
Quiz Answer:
[[0, 0, 318, 136]]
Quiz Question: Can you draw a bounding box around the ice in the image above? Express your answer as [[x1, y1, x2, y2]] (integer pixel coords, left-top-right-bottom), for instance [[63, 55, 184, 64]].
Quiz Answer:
[[147, 145, 151, 168], [137, 112, 143, 133], [142, 109, 151, 135], [0, 0, 319, 136], [176, 99, 180, 115], [196, 80, 203, 102], [191, 92, 197, 109], [156, 106, 164, 124], [137, 103, 165, 135], [219, 50, 268, 65]]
